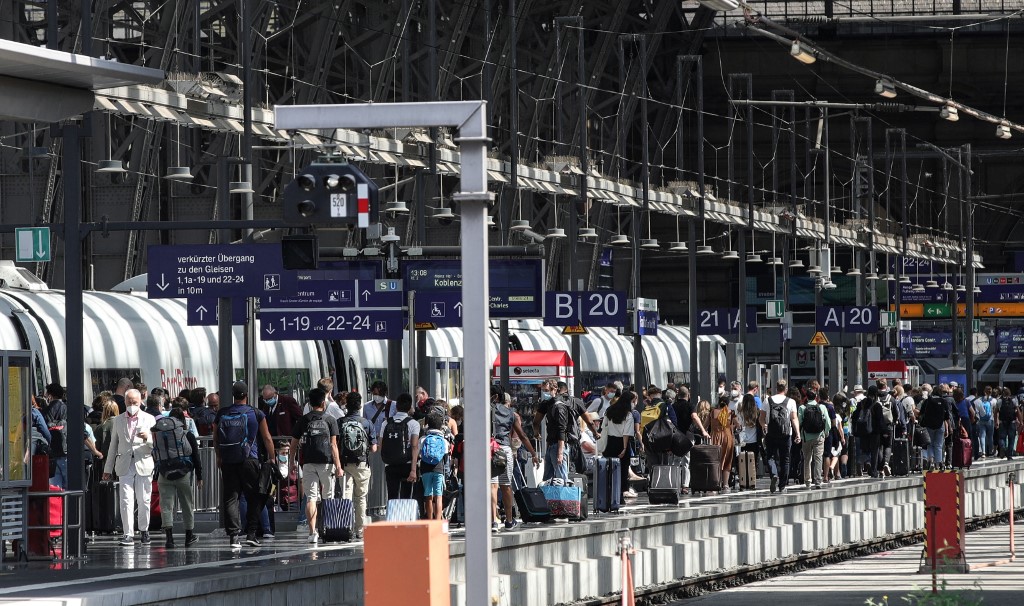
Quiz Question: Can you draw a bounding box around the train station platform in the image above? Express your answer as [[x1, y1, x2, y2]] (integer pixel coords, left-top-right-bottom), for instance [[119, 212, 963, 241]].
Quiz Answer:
[[1, 457, 1021, 606]]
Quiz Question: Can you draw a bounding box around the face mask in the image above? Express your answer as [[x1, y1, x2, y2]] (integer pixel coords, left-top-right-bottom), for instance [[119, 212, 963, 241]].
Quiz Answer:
[[717, 387, 725, 396], [541, 392, 553, 401], [921, 391, 930, 399], [372, 395, 385, 404], [277, 454, 288, 462], [265, 397, 278, 406], [730, 390, 740, 398], [604, 394, 612, 402], [126, 405, 140, 416]]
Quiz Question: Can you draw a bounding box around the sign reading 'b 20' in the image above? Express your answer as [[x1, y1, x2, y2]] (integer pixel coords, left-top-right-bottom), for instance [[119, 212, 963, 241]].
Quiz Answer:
[[543, 291, 627, 327]]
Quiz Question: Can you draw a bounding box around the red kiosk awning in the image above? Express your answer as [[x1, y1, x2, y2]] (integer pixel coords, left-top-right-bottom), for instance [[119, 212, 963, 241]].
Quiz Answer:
[[492, 350, 574, 368]]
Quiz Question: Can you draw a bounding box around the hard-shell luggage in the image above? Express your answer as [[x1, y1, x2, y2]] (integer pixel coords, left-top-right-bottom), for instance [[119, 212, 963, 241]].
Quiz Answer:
[[28, 485, 63, 558], [648, 465, 681, 505], [91, 480, 118, 534], [592, 457, 622, 513], [320, 498, 354, 542], [952, 436, 973, 469], [689, 444, 723, 493], [515, 487, 552, 523], [737, 451, 757, 489], [891, 438, 910, 476], [385, 481, 419, 522]]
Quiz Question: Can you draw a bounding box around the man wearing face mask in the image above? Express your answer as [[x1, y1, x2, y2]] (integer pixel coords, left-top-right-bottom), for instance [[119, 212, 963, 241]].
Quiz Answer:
[[362, 381, 396, 519], [586, 383, 618, 426], [728, 381, 743, 412], [102, 389, 157, 547], [259, 385, 303, 438]]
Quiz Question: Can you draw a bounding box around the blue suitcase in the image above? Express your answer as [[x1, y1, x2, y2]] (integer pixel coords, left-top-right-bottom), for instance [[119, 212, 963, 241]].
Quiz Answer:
[[592, 457, 621, 513], [320, 498, 354, 542]]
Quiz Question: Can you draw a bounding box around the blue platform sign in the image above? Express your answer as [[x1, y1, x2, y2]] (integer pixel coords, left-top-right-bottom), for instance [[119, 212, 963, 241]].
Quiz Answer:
[[404, 259, 543, 319], [996, 328, 1024, 356], [261, 309, 404, 341], [543, 291, 627, 327], [414, 292, 464, 327], [899, 330, 953, 357], [261, 279, 403, 310], [187, 297, 247, 326], [695, 307, 757, 335], [636, 309, 659, 336], [147, 244, 285, 299], [815, 305, 879, 333]]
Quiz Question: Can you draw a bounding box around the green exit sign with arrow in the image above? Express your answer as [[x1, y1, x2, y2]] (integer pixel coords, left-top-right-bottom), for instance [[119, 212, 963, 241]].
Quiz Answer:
[[15, 227, 50, 262]]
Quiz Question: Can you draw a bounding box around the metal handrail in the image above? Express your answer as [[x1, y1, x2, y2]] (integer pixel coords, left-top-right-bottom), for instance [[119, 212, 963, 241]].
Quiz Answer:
[[27, 489, 85, 561]]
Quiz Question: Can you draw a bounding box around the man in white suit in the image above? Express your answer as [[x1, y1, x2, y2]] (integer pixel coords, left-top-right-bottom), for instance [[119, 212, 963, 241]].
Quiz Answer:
[[102, 389, 157, 546]]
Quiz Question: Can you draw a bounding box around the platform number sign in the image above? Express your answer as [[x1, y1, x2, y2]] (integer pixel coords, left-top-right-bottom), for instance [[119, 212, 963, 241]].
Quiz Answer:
[[815, 305, 879, 333], [695, 307, 758, 335], [543, 291, 627, 327]]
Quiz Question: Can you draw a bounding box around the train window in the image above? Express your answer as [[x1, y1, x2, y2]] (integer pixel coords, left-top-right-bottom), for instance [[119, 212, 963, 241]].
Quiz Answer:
[[364, 368, 387, 393], [91, 368, 141, 397], [247, 369, 312, 402], [348, 357, 358, 395]]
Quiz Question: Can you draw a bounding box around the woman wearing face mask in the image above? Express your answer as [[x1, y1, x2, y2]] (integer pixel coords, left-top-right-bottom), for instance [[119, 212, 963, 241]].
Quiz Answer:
[[275, 441, 299, 515]]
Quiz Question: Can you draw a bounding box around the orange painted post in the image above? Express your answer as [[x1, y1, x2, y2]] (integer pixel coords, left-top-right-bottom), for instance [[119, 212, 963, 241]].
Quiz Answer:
[[364, 520, 450, 606], [920, 471, 968, 574]]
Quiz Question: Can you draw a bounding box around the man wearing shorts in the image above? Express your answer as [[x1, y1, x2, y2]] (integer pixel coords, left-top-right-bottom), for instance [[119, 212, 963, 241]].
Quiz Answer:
[[290, 388, 343, 544], [491, 385, 540, 531]]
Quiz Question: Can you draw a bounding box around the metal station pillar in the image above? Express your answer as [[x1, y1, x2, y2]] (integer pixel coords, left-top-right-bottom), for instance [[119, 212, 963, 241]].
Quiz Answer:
[[846, 346, 863, 391], [725, 343, 745, 385], [827, 347, 844, 395], [699, 340, 718, 405]]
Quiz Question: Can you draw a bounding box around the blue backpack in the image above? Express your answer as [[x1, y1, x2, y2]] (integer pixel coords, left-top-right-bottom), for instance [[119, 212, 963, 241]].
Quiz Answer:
[[217, 409, 252, 464], [420, 430, 447, 466]]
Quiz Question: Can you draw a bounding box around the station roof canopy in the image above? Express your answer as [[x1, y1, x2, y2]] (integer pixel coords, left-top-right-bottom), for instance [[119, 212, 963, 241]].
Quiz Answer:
[[0, 38, 164, 122]]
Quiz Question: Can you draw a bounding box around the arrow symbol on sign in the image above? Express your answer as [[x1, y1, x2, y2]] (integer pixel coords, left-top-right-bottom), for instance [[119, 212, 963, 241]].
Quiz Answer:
[[157, 273, 169, 291], [265, 325, 275, 335], [362, 289, 371, 301], [34, 239, 46, 259], [196, 305, 208, 320], [454, 302, 462, 317]]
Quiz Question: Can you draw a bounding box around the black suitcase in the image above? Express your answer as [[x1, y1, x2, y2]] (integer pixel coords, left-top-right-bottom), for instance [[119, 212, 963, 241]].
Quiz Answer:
[[91, 480, 118, 534], [689, 444, 722, 493], [648, 465, 681, 505], [891, 438, 910, 476], [515, 487, 552, 523]]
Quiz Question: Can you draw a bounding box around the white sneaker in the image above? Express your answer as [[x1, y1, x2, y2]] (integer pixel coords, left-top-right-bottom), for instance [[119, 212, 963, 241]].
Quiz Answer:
[[622, 488, 638, 498], [307, 533, 319, 545]]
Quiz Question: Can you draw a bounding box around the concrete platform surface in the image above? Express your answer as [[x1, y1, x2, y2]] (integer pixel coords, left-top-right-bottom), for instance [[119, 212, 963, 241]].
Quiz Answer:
[[678, 520, 1024, 606]]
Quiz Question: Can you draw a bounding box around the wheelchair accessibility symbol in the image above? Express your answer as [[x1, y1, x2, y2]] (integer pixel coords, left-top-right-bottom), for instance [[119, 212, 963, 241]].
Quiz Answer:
[[431, 302, 445, 318]]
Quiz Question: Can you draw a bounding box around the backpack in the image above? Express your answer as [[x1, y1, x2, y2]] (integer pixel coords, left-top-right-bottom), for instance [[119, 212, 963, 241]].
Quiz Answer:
[[854, 402, 874, 437], [802, 404, 826, 434], [190, 405, 216, 436], [339, 417, 369, 463], [420, 429, 447, 466], [978, 397, 993, 422], [879, 397, 895, 429], [380, 417, 413, 465], [639, 402, 664, 432], [1000, 397, 1019, 425], [301, 413, 333, 463], [152, 416, 194, 480], [767, 395, 792, 438], [216, 408, 253, 465]]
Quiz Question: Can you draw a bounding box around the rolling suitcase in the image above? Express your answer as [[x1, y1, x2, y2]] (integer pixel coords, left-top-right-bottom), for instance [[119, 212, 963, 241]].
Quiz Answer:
[[592, 457, 622, 512], [320, 498, 354, 542], [648, 465, 681, 505], [689, 444, 722, 493], [385, 481, 419, 522], [91, 480, 118, 534], [952, 436, 973, 469], [890, 438, 910, 476], [737, 451, 756, 489], [569, 472, 590, 498], [515, 487, 552, 523]]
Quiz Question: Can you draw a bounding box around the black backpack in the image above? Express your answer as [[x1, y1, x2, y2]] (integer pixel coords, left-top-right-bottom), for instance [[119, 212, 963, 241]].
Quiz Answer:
[[1000, 397, 1019, 425], [920, 397, 946, 430], [802, 404, 826, 434], [380, 417, 413, 465], [300, 412, 333, 463], [853, 401, 874, 437], [766, 395, 791, 438]]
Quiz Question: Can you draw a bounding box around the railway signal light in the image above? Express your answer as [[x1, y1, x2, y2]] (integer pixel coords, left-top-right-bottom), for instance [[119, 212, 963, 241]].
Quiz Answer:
[[283, 157, 378, 227]]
